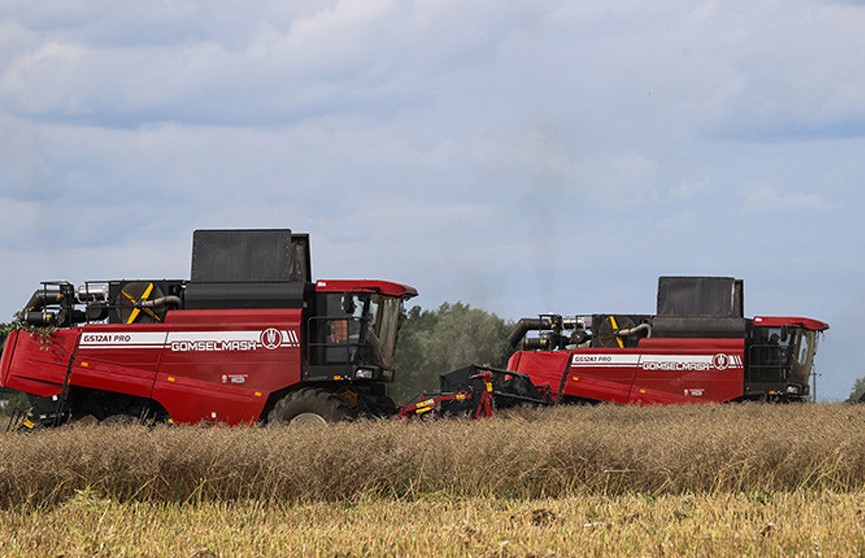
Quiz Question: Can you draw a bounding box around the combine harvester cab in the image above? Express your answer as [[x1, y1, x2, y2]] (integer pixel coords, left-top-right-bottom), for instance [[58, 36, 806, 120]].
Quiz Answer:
[[0, 229, 417, 428], [507, 277, 828, 404]]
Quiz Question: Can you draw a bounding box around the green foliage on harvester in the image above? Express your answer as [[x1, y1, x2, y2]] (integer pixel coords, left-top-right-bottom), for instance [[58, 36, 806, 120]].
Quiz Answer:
[[0, 311, 56, 348], [390, 302, 514, 404]]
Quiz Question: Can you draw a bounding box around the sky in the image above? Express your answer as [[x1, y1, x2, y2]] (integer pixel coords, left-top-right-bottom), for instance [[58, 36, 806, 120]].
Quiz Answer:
[[1, 0, 864, 400]]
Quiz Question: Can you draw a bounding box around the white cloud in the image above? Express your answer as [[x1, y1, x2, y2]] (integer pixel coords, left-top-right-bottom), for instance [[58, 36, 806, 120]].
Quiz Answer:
[[699, 2, 865, 140], [579, 151, 660, 210], [669, 181, 708, 200], [658, 210, 697, 232], [742, 184, 829, 213]]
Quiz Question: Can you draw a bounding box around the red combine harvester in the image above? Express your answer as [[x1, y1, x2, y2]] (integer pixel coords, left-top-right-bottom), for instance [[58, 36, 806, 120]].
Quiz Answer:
[[507, 277, 828, 404], [0, 229, 418, 427]]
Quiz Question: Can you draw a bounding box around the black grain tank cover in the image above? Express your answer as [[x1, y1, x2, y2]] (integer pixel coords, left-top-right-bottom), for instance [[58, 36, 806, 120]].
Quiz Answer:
[[656, 276, 743, 318], [185, 229, 313, 310], [191, 229, 311, 283], [653, 276, 746, 339]]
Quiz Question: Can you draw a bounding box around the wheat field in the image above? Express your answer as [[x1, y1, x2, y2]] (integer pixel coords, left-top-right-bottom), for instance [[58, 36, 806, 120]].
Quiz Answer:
[[2, 491, 864, 557], [2, 403, 865, 556]]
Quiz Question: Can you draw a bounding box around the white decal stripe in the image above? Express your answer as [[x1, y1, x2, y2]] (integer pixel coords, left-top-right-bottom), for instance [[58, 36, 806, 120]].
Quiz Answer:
[[168, 331, 264, 343], [80, 332, 168, 349], [79, 330, 302, 349], [570, 354, 640, 366], [81, 343, 165, 349], [571, 353, 744, 368], [640, 354, 714, 365]]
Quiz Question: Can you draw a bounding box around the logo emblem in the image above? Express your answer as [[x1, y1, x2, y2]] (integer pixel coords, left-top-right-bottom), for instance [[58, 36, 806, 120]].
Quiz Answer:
[[260, 328, 282, 350], [712, 353, 730, 371]]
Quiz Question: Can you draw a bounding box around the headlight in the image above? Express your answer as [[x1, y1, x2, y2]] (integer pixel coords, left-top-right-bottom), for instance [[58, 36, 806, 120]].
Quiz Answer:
[[786, 385, 800, 395], [355, 368, 374, 380]]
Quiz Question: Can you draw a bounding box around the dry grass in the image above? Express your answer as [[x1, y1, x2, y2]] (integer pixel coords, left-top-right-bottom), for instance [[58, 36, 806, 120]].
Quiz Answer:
[[2, 403, 865, 507], [4, 404, 865, 556], [2, 491, 865, 557]]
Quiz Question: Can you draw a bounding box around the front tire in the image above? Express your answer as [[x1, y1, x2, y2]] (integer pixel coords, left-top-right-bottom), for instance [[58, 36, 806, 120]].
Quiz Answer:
[[268, 388, 353, 426]]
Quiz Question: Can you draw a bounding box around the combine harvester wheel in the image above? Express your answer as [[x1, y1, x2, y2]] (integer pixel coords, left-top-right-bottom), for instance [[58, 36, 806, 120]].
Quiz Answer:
[[268, 388, 352, 426]]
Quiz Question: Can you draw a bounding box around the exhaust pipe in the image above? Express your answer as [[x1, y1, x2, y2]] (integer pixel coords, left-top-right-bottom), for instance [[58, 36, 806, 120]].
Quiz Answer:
[[508, 318, 552, 347], [137, 295, 182, 310], [23, 290, 64, 312], [616, 323, 652, 339]]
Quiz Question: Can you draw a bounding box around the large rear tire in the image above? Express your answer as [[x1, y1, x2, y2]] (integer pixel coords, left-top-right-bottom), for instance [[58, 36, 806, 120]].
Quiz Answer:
[[268, 388, 353, 426]]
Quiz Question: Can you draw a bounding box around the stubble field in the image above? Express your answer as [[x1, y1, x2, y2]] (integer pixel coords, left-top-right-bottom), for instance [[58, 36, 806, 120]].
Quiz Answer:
[[2, 403, 865, 556]]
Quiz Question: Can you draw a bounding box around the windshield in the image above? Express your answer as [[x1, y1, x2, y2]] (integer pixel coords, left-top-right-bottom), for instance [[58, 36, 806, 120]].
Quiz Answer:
[[316, 292, 403, 369], [791, 329, 817, 386], [749, 326, 816, 386], [367, 295, 402, 368]]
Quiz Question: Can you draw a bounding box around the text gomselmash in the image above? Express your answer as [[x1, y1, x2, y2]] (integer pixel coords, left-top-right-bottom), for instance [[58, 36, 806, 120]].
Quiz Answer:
[[569, 353, 740, 371], [170, 340, 259, 352], [640, 361, 710, 372]]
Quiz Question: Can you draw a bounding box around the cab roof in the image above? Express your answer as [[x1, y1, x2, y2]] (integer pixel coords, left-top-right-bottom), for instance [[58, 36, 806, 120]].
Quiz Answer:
[[315, 279, 418, 299], [753, 316, 829, 332]]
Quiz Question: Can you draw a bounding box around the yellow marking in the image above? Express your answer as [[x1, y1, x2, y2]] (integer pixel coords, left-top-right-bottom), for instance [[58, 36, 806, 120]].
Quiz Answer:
[[23, 419, 35, 429], [141, 308, 161, 321], [610, 316, 625, 348], [122, 291, 140, 324], [416, 407, 432, 415], [486, 382, 493, 393], [455, 393, 467, 401], [167, 418, 175, 425], [124, 282, 158, 324], [417, 399, 435, 408], [167, 376, 175, 382]]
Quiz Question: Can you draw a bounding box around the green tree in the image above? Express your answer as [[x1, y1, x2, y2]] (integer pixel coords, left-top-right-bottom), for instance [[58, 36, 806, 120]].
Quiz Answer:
[[849, 376, 865, 402], [390, 302, 514, 404]]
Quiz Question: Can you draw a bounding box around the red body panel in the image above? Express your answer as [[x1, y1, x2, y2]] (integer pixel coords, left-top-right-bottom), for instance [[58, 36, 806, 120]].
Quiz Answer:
[[753, 316, 829, 331], [153, 309, 303, 424], [1, 329, 78, 397], [0, 309, 304, 425], [508, 338, 746, 404], [315, 279, 418, 298]]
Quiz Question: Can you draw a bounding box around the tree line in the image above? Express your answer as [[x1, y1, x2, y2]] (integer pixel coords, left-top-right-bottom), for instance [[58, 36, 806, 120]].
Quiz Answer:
[[390, 302, 514, 404]]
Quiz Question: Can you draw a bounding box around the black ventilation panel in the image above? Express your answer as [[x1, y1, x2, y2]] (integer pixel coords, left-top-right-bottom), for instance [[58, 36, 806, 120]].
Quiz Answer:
[[191, 229, 311, 283], [657, 276, 743, 318]]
